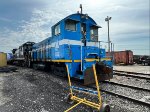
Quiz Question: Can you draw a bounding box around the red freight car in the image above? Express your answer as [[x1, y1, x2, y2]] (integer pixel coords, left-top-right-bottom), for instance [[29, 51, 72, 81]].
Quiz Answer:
[[107, 50, 133, 65]]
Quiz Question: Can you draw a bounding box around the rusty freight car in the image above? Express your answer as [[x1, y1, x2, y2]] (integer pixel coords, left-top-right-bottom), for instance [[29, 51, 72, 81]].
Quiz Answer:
[[113, 50, 133, 65], [107, 50, 133, 65]]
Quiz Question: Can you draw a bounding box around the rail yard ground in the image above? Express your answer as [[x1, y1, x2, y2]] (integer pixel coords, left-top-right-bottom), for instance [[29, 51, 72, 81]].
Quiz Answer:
[[114, 64, 150, 74], [0, 65, 150, 112]]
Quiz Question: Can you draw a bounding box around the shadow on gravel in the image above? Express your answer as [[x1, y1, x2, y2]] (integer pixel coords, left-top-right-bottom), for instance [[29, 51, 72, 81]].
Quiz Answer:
[[24, 73, 37, 82], [0, 66, 17, 73], [0, 71, 70, 112], [0, 68, 135, 112]]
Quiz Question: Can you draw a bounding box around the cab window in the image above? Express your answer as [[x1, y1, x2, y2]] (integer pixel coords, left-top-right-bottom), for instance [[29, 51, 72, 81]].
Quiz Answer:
[[90, 27, 98, 41], [65, 20, 77, 31], [54, 24, 60, 35]]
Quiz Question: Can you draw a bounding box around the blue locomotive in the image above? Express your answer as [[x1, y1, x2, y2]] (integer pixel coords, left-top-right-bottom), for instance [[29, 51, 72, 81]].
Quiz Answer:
[[30, 12, 113, 84]]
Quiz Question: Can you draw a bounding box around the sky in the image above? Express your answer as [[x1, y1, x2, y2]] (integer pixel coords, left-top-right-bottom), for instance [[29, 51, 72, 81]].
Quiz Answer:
[[0, 0, 149, 55]]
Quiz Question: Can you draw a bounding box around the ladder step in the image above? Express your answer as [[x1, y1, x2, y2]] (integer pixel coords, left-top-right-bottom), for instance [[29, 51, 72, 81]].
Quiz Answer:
[[71, 86, 98, 95]]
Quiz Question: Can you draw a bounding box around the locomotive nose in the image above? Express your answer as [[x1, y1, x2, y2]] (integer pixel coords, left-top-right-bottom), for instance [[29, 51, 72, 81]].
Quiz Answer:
[[84, 62, 113, 85]]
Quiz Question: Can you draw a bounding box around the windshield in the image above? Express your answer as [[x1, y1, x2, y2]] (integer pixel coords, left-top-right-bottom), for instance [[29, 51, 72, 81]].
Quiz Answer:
[[90, 27, 98, 41]]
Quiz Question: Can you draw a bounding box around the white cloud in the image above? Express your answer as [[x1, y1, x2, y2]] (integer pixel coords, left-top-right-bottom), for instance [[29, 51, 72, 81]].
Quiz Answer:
[[0, 5, 71, 53], [0, 0, 149, 55], [0, 17, 12, 22]]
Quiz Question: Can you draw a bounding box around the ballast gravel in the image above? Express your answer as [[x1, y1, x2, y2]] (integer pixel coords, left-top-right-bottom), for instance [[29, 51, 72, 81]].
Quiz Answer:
[[111, 75, 150, 90], [0, 66, 150, 112]]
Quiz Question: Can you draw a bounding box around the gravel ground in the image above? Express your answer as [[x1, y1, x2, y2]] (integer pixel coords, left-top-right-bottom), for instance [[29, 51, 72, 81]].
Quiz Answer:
[[0, 66, 130, 112], [104, 93, 150, 112], [0, 66, 150, 112], [100, 82, 150, 101], [111, 75, 150, 90], [115, 72, 150, 78], [114, 65, 150, 74]]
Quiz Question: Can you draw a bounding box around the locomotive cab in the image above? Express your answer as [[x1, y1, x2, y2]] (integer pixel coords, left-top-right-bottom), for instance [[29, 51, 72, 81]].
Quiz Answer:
[[61, 13, 113, 85]]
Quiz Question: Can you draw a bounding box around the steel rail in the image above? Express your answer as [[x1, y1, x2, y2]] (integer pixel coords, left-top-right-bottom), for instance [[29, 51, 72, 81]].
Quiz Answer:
[[30, 67, 150, 107], [114, 72, 150, 80], [87, 86, 150, 107], [114, 70, 150, 76], [102, 81, 150, 93], [99, 88, 150, 107], [73, 81, 150, 107]]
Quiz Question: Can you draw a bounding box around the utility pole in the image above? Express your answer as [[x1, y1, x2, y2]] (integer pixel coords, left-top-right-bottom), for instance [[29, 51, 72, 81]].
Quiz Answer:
[[105, 16, 112, 52]]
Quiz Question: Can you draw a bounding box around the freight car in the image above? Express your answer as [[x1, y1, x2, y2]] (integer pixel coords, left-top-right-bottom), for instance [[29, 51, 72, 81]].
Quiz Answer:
[[12, 42, 35, 67], [109, 50, 133, 65], [31, 12, 113, 84]]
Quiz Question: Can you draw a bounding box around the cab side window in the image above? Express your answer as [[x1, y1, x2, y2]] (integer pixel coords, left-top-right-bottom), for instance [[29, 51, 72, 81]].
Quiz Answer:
[[90, 27, 98, 41], [65, 20, 77, 31], [54, 24, 60, 35]]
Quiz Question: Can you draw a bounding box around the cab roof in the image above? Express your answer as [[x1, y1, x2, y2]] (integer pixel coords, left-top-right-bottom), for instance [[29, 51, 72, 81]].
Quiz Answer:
[[53, 13, 101, 28]]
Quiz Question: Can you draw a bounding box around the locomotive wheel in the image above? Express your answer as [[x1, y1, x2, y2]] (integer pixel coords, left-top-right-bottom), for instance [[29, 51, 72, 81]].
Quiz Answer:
[[99, 103, 110, 112], [64, 93, 74, 104]]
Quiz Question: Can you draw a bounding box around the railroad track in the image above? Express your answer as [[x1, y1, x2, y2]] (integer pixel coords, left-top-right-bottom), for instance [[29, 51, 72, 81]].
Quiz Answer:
[[55, 69, 150, 108], [71, 80, 150, 108], [87, 81, 150, 107], [114, 70, 150, 80], [102, 80, 150, 93], [59, 69, 150, 108], [114, 70, 150, 76], [98, 87, 150, 107], [51, 69, 150, 109], [21, 66, 150, 108]]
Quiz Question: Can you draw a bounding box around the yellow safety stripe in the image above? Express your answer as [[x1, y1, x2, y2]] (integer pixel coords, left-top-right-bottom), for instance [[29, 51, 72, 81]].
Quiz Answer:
[[74, 60, 81, 62], [85, 59, 99, 62], [51, 60, 72, 62], [85, 58, 111, 62], [32, 58, 111, 62], [101, 58, 111, 61]]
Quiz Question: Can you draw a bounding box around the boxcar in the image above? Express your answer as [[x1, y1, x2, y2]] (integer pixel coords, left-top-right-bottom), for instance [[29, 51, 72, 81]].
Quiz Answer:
[[112, 50, 133, 65]]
